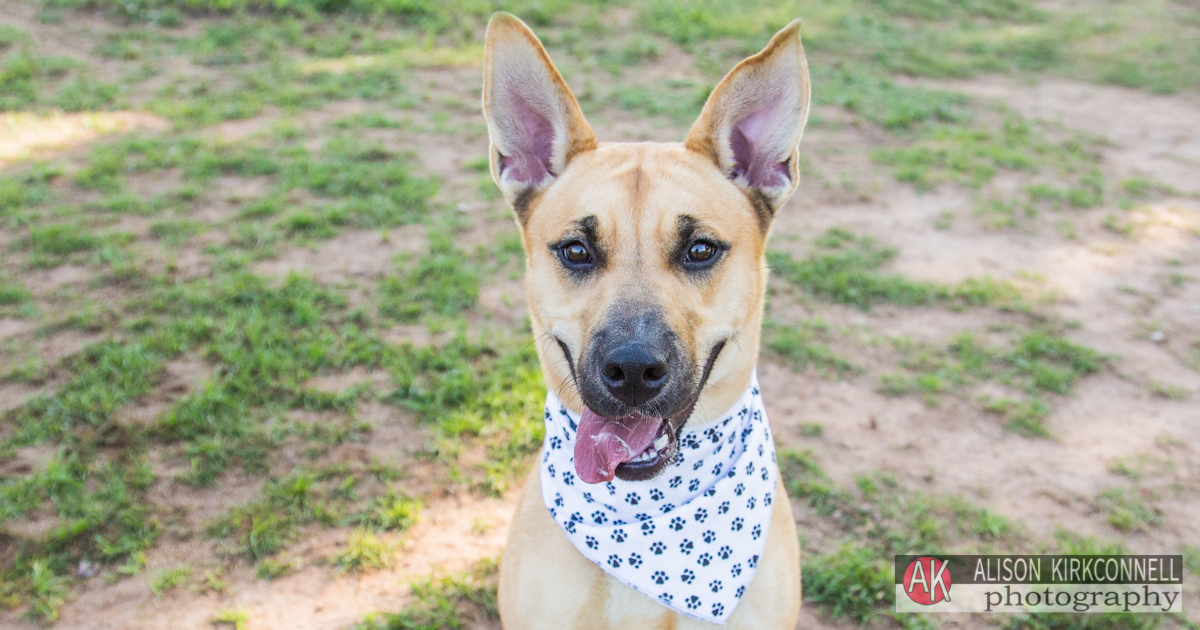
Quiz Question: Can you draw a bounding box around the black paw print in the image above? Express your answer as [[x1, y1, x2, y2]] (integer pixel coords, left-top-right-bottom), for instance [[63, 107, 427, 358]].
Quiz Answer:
[[697, 552, 712, 567], [747, 496, 756, 510], [761, 467, 769, 481], [669, 517, 686, 531], [625, 492, 640, 505], [554, 493, 564, 507], [681, 569, 695, 584], [734, 483, 745, 496], [635, 513, 651, 521], [640, 521, 655, 536], [704, 484, 717, 496], [758, 443, 765, 456], [709, 579, 723, 593], [607, 554, 622, 568], [688, 478, 700, 491], [627, 553, 642, 568], [582, 492, 594, 503], [718, 545, 732, 559], [686, 595, 702, 610], [564, 520, 576, 533], [731, 517, 744, 531], [751, 524, 762, 540], [735, 585, 745, 599], [652, 570, 668, 584], [548, 464, 555, 477], [549, 436, 562, 450], [744, 463, 755, 478], [605, 481, 616, 495], [712, 603, 725, 617], [741, 426, 754, 441], [679, 539, 694, 555], [591, 511, 608, 525], [650, 541, 666, 555], [610, 528, 627, 543], [704, 427, 722, 443], [669, 476, 683, 488], [694, 508, 708, 523], [718, 501, 730, 514], [659, 593, 673, 604], [585, 535, 598, 549], [570, 512, 583, 523], [692, 459, 705, 471], [749, 554, 759, 568], [682, 434, 700, 450], [649, 488, 664, 501], [731, 563, 742, 577], [659, 503, 675, 514], [711, 463, 723, 476], [702, 530, 716, 544], [562, 471, 575, 486], [764, 492, 772, 506]]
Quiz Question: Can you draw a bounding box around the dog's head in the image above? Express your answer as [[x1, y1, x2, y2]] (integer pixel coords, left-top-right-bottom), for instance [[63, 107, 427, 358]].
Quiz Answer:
[[482, 13, 810, 484]]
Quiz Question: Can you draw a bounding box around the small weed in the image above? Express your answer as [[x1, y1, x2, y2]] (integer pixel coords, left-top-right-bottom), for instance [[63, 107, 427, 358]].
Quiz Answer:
[[149, 565, 191, 595], [799, 422, 824, 438], [348, 490, 422, 532], [355, 559, 498, 630], [212, 607, 251, 630], [334, 530, 394, 574], [1097, 487, 1162, 532], [803, 543, 891, 625], [256, 557, 298, 581], [763, 318, 856, 376]]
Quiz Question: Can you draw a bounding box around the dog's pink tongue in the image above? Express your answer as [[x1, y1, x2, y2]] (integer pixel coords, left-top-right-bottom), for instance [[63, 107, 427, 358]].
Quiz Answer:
[[574, 408, 662, 484]]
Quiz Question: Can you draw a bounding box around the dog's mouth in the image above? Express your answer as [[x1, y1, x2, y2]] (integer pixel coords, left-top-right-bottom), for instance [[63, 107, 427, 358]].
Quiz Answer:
[[573, 341, 725, 484]]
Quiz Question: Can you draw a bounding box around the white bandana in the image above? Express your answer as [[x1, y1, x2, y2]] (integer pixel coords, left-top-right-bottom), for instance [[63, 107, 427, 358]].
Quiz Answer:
[[539, 372, 777, 624]]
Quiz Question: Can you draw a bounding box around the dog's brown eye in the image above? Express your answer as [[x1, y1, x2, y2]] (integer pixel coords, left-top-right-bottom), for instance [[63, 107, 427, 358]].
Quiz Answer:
[[563, 242, 591, 264], [686, 241, 717, 263]]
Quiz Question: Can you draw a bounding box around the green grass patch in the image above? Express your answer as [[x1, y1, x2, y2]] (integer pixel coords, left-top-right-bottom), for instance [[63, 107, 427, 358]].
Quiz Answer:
[[355, 558, 499, 630], [762, 317, 856, 377]]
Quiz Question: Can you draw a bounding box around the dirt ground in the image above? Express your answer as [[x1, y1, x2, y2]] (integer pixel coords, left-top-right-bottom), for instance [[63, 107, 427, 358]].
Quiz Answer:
[[1, 3, 1199, 629]]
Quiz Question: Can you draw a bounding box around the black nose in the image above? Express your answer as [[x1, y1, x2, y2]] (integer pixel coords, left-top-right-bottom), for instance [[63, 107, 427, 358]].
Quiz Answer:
[[600, 343, 669, 408]]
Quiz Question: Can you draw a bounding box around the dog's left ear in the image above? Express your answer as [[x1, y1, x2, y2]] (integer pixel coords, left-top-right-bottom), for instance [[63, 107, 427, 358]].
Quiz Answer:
[[685, 19, 811, 216], [483, 12, 597, 215]]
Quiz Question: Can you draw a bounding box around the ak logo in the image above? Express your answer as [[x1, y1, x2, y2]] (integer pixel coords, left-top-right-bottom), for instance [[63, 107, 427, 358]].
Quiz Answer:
[[903, 557, 952, 605]]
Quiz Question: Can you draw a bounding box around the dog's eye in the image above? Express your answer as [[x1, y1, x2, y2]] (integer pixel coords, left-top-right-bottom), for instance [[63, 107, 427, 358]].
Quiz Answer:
[[560, 241, 592, 265], [685, 240, 719, 264]]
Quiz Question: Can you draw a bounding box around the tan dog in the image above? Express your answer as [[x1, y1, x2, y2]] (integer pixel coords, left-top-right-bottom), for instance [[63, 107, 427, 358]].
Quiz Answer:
[[481, 12, 810, 629]]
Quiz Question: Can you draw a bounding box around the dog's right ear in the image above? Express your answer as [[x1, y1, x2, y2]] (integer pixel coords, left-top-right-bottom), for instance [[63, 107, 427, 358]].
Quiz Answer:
[[483, 12, 596, 218]]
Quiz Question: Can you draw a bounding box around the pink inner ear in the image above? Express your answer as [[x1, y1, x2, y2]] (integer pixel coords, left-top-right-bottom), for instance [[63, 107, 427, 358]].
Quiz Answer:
[[497, 92, 555, 187], [728, 99, 789, 190]]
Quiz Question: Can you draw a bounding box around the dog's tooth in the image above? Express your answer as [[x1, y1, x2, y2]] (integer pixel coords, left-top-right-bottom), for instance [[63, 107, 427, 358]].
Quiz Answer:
[[653, 434, 668, 450]]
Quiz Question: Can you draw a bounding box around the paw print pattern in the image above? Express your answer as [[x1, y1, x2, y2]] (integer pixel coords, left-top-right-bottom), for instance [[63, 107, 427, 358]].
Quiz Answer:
[[764, 492, 772, 506], [669, 476, 683, 488], [751, 524, 762, 539], [679, 539, 694, 555], [692, 459, 705, 471], [702, 530, 717, 544], [652, 570, 668, 584], [718, 501, 730, 514], [681, 569, 695, 584], [704, 427, 722, 443], [682, 434, 701, 450], [718, 545, 732, 560], [585, 535, 598, 549], [749, 554, 759, 568], [591, 511, 608, 525], [610, 529, 627, 543], [712, 603, 725, 617], [731, 517, 744, 531], [688, 478, 700, 491], [640, 521, 655, 536], [735, 586, 746, 599], [659, 503, 675, 514], [554, 493, 564, 507], [649, 488, 664, 501], [628, 553, 642, 568], [711, 462, 723, 476], [607, 554, 622, 568], [582, 492, 594, 503], [669, 517, 686, 531], [731, 563, 742, 577], [734, 483, 745, 496], [761, 467, 769, 481], [694, 508, 708, 523], [697, 553, 713, 567], [747, 496, 756, 510], [709, 580, 723, 593], [686, 595, 702, 610], [745, 461, 755, 476], [548, 464, 555, 477], [562, 471, 575, 485], [549, 436, 562, 450], [564, 520, 576, 534], [625, 492, 640, 505], [650, 541, 666, 555], [703, 485, 717, 497], [605, 481, 616, 495]]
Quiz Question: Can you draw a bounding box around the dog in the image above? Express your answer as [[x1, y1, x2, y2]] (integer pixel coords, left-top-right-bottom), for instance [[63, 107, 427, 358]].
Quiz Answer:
[[481, 12, 810, 629]]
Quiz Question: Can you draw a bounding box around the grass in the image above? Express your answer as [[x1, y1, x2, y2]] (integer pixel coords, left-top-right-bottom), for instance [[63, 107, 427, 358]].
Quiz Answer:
[[355, 558, 499, 630], [762, 317, 856, 377], [769, 228, 1026, 312], [333, 529, 395, 573], [149, 565, 192, 594]]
